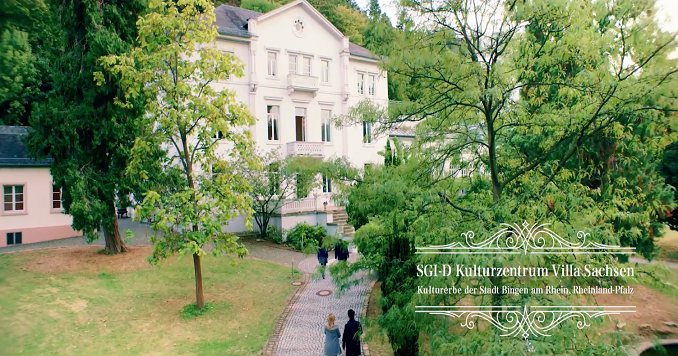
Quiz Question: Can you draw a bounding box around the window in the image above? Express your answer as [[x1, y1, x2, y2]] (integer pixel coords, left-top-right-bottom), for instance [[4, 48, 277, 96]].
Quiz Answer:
[[267, 51, 277, 77], [214, 131, 224, 139], [3, 185, 24, 212], [368, 75, 375, 96], [357, 73, 364, 94], [267, 105, 279, 141], [321, 60, 330, 83], [321, 109, 331, 142], [6, 232, 22, 245], [322, 175, 332, 193], [52, 184, 62, 210], [289, 54, 297, 74], [302, 57, 311, 76], [363, 121, 372, 144]]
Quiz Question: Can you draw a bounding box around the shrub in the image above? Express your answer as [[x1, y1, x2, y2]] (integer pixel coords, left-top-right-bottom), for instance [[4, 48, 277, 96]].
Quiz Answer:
[[286, 222, 327, 251]]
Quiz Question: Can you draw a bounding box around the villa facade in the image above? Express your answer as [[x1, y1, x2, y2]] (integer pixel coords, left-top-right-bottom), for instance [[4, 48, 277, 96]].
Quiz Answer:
[[211, 0, 391, 234]]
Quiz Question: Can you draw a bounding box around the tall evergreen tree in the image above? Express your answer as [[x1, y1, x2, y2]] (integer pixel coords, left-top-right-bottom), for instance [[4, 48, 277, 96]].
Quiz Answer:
[[27, 0, 149, 254]]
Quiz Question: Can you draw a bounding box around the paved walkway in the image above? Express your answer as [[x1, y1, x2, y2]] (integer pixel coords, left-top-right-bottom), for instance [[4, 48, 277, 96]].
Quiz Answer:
[[275, 254, 374, 356], [0, 219, 377, 356]]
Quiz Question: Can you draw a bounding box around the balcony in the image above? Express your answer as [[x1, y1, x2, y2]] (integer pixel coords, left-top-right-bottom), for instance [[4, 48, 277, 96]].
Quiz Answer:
[[287, 74, 319, 95], [286, 141, 323, 157]]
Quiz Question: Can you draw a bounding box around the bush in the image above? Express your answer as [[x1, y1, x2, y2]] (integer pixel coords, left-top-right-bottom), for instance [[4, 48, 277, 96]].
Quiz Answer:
[[267, 225, 284, 244], [286, 223, 327, 251]]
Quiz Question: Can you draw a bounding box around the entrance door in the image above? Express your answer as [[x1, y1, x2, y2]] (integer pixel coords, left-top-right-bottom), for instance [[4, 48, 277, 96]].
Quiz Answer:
[[295, 107, 306, 141]]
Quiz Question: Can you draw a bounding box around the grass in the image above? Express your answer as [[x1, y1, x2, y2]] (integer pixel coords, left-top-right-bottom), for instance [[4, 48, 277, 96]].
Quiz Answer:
[[0, 247, 296, 356], [362, 282, 394, 356], [658, 227, 678, 262]]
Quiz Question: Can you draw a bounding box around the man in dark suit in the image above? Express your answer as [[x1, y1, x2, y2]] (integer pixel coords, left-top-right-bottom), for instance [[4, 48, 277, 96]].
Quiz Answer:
[[335, 242, 349, 262], [317, 247, 329, 279], [342, 309, 362, 356]]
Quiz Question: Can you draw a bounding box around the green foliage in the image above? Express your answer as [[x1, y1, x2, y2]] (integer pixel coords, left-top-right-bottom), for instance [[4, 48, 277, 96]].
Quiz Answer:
[[240, 0, 280, 13], [27, 0, 149, 254], [96, 0, 259, 305], [180, 302, 214, 319], [333, 0, 678, 354], [285, 222, 327, 251], [0, 28, 38, 125], [245, 150, 322, 238], [309, 0, 367, 45]]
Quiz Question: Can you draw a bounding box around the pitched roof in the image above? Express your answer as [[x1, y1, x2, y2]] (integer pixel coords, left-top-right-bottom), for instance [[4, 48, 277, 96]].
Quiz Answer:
[[214, 4, 377, 59], [349, 42, 378, 60], [0, 126, 51, 167], [214, 5, 260, 38]]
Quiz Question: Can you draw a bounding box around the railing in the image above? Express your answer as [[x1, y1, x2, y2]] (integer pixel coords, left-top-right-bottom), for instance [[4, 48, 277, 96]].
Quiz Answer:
[[280, 198, 317, 214], [287, 74, 319, 91], [286, 141, 323, 156]]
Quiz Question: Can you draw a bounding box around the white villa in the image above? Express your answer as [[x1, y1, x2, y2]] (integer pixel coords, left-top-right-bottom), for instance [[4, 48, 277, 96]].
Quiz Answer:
[[0, 0, 405, 248], [210, 0, 393, 235]]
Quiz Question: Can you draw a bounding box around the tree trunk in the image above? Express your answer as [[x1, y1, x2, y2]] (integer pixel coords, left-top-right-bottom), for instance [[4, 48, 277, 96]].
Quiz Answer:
[[103, 211, 127, 254], [193, 253, 205, 310]]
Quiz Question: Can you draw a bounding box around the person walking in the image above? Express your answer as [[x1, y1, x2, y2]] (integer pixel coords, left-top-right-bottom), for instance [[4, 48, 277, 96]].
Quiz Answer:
[[324, 313, 342, 356], [335, 242, 349, 262], [317, 246, 329, 279], [342, 309, 362, 356]]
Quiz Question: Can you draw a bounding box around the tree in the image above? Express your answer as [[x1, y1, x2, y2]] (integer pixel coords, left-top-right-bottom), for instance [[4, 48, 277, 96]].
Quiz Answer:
[[240, 0, 281, 13], [0, 0, 47, 126], [27, 0, 148, 254], [245, 150, 322, 238], [96, 0, 258, 310], [332, 0, 678, 354], [0, 28, 38, 125], [660, 142, 678, 230]]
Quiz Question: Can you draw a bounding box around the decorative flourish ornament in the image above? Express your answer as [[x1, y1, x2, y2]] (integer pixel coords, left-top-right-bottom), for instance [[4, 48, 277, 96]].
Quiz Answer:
[[415, 305, 636, 339], [416, 221, 635, 255]]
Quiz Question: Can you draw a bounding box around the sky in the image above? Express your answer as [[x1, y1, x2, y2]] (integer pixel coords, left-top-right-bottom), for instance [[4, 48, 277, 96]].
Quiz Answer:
[[355, 0, 678, 34]]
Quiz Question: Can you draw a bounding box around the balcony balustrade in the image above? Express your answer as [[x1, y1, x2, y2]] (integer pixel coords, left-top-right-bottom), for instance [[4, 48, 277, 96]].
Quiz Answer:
[[286, 141, 323, 156], [287, 74, 319, 95]]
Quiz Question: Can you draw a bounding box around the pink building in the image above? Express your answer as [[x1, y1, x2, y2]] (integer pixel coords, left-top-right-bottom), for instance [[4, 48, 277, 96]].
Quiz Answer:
[[0, 126, 80, 248]]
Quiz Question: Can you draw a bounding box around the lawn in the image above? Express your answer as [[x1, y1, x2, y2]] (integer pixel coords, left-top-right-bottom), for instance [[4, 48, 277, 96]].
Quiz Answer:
[[0, 246, 296, 356], [658, 227, 678, 262]]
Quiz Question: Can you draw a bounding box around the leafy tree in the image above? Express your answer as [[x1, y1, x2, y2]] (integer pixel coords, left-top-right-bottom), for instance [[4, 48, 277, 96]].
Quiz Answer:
[[368, 0, 381, 19], [245, 150, 322, 238], [240, 0, 280, 12], [0, 0, 47, 126], [0, 28, 38, 125], [96, 0, 258, 309], [332, 0, 678, 354], [660, 142, 678, 230], [27, 0, 148, 254]]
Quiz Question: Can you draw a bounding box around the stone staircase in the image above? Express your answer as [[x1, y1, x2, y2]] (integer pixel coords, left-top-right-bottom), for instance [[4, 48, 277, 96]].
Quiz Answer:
[[332, 209, 355, 238]]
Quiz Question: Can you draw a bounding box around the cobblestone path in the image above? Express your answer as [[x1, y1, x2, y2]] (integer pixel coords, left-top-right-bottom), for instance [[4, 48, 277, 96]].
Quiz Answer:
[[274, 255, 374, 356]]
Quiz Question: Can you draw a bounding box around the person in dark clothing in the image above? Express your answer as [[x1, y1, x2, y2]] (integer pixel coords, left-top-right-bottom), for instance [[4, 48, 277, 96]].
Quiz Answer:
[[342, 309, 362, 356], [335, 243, 349, 262], [317, 247, 329, 279]]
